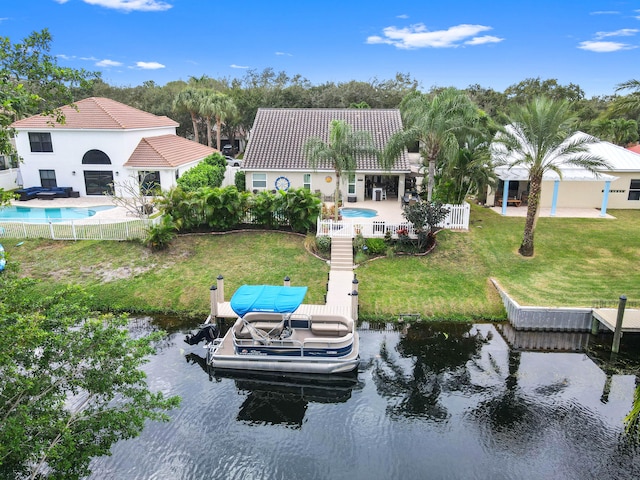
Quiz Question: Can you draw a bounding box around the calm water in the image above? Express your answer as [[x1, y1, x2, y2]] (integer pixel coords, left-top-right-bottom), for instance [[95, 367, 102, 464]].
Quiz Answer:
[[0, 205, 114, 222], [87, 319, 640, 480]]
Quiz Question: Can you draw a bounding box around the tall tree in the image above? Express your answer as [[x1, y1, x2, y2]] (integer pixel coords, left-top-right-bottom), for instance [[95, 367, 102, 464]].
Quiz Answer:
[[173, 87, 203, 144], [199, 91, 237, 150], [0, 272, 179, 480], [384, 88, 479, 201], [304, 120, 382, 217], [491, 97, 609, 257], [438, 134, 496, 204], [607, 79, 640, 119], [0, 29, 98, 156]]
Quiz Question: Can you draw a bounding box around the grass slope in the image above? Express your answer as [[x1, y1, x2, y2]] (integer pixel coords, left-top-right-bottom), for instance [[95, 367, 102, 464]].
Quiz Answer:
[[5, 205, 640, 320]]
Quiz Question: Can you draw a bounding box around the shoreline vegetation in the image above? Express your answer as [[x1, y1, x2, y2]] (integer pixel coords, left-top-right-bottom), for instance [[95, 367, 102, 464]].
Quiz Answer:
[[5, 204, 640, 322]]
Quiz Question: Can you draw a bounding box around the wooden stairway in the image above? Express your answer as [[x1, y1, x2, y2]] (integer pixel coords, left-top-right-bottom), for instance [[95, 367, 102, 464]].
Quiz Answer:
[[330, 237, 353, 271]]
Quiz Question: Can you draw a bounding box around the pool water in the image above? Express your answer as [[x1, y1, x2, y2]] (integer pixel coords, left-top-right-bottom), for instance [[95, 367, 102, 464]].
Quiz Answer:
[[340, 207, 378, 218], [0, 205, 115, 222]]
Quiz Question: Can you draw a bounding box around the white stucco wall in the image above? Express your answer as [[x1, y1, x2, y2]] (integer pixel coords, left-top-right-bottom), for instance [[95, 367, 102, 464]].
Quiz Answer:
[[14, 126, 175, 195], [246, 170, 406, 203]]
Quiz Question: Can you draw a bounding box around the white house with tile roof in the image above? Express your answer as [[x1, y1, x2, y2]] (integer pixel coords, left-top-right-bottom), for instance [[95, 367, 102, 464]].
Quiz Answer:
[[11, 97, 215, 197], [243, 108, 411, 203], [488, 132, 640, 214]]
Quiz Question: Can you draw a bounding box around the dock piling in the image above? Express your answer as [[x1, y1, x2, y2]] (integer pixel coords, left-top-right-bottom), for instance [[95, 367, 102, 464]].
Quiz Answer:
[[612, 295, 627, 353], [209, 285, 218, 317]]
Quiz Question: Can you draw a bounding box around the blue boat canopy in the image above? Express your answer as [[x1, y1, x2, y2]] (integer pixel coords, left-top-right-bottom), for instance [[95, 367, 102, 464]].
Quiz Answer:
[[230, 285, 308, 317]]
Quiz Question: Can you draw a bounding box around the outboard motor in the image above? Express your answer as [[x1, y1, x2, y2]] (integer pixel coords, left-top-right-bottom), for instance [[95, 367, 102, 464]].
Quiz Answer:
[[185, 324, 219, 345]]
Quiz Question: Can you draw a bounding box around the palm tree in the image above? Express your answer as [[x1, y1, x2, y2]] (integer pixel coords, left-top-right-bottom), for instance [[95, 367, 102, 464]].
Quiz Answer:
[[384, 88, 479, 201], [608, 79, 640, 117], [304, 120, 381, 218], [199, 91, 238, 150], [441, 134, 496, 204], [491, 97, 609, 257], [173, 87, 203, 144]]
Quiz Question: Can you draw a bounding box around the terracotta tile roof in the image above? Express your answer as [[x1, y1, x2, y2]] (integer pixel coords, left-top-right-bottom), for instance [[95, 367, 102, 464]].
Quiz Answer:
[[626, 144, 640, 155], [124, 134, 216, 168], [243, 108, 409, 171], [11, 97, 178, 130]]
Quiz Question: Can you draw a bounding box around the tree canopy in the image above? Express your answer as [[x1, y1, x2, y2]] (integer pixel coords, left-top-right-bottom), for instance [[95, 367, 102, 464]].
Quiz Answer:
[[0, 269, 180, 480], [0, 29, 98, 156]]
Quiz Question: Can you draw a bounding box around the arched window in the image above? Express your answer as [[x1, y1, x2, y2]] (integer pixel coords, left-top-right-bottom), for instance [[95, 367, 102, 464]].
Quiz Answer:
[[82, 149, 111, 164]]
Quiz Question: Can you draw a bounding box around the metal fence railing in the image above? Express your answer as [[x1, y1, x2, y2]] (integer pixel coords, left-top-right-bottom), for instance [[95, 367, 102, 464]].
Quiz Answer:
[[0, 218, 155, 241], [316, 202, 470, 238]]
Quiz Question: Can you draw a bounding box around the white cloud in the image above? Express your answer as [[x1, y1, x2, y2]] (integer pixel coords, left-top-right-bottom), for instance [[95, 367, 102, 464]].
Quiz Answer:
[[82, 0, 172, 12], [53, 0, 70, 3], [578, 40, 637, 52], [134, 61, 165, 69], [590, 11, 619, 15], [275, 52, 293, 56], [595, 28, 639, 39], [397, 14, 409, 19], [230, 64, 249, 69], [465, 35, 503, 45], [366, 23, 499, 49], [97, 59, 123, 67]]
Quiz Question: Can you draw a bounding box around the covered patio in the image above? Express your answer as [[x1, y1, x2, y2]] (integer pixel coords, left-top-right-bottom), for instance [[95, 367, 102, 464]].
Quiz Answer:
[[489, 166, 619, 218]]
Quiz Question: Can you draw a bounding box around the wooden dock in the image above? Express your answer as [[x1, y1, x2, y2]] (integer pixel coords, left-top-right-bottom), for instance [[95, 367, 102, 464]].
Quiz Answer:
[[212, 237, 356, 321], [592, 308, 640, 333]]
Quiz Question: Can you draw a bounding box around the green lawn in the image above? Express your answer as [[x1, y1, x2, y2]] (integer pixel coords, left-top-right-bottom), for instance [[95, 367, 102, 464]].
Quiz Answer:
[[5, 205, 640, 320]]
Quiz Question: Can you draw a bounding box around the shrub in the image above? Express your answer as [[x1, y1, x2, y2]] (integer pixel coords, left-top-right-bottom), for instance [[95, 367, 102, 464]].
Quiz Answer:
[[365, 237, 386, 255], [177, 153, 226, 192], [144, 216, 177, 250], [353, 233, 365, 253], [316, 235, 331, 254], [235, 170, 246, 191]]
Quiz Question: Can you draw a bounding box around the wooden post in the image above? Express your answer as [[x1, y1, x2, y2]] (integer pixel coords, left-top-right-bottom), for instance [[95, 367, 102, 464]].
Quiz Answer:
[[284, 276, 290, 287], [209, 285, 218, 317], [351, 290, 358, 321], [612, 295, 627, 354], [591, 315, 600, 335], [216, 275, 224, 304]]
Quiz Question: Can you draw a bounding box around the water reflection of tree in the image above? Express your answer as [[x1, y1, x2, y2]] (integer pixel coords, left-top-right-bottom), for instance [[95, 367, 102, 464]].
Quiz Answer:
[[372, 322, 489, 420]]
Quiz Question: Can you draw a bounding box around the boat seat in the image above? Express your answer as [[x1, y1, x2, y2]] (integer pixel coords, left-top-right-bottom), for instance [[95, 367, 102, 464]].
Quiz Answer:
[[234, 320, 285, 339], [310, 317, 353, 337]]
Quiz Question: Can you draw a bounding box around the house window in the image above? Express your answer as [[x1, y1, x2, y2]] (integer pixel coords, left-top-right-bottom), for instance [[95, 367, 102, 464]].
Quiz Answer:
[[629, 180, 640, 200], [252, 173, 267, 189], [82, 149, 112, 164], [139, 171, 161, 193], [39, 169, 57, 188], [29, 132, 53, 152], [348, 173, 356, 195], [84, 171, 114, 196], [303, 173, 311, 190]]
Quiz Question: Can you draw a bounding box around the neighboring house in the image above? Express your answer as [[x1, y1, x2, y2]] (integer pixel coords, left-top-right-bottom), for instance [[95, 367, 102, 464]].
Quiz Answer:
[[242, 108, 410, 202], [11, 97, 215, 197], [488, 133, 640, 212]]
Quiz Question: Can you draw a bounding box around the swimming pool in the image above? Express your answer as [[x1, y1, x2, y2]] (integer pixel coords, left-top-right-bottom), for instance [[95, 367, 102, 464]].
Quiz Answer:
[[339, 208, 378, 218], [0, 205, 115, 223]]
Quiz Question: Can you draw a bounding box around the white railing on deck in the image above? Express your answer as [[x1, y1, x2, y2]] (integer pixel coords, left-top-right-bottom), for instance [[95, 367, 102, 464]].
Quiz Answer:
[[0, 218, 156, 241], [316, 202, 470, 238]]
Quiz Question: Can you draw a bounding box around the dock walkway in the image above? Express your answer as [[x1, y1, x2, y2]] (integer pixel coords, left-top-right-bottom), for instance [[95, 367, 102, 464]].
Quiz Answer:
[[212, 237, 356, 320], [592, 308, 640, 333]]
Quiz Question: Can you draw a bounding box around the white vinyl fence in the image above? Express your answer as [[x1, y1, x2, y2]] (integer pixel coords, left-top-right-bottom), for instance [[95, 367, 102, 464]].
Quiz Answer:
[[317, 202, 470, 238], [0, 218, 156, 241]]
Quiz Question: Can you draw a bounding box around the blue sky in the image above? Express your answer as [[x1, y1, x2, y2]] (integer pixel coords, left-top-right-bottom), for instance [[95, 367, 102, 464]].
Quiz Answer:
[[2, 0, 640, 97]]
